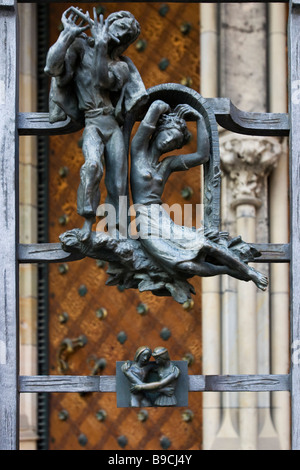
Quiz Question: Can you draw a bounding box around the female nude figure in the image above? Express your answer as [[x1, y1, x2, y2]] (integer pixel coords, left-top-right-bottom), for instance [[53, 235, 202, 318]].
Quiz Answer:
[[130, 100, 268, 290]]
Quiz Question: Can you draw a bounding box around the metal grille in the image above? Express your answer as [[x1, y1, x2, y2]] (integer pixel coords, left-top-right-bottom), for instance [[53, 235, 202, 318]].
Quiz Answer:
[[0, 0, 299, 451], [36, 3, 50, 451]]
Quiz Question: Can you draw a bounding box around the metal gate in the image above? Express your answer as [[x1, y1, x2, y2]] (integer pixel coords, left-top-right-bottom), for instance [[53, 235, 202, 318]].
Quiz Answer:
[[0, 0, 299, 450]]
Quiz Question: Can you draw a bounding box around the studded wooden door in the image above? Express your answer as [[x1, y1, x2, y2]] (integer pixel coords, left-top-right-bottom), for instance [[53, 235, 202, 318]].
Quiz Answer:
[[47, 2, 202, 450]]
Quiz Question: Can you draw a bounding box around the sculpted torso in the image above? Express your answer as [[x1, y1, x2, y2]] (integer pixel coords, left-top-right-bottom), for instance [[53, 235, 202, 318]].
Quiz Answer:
[[65, 38, 130, 113]]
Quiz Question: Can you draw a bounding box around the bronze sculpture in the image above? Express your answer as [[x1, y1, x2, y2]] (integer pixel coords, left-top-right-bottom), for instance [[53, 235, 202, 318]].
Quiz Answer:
[[46, 7, 268, 304], [121, 347, 181, 407], [44, 7, 148, 239], [130, 100, 268, 291]]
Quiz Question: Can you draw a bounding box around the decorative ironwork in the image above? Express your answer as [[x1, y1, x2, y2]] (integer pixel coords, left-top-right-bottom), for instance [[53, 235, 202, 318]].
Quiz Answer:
[[1, 0, 300, 451]]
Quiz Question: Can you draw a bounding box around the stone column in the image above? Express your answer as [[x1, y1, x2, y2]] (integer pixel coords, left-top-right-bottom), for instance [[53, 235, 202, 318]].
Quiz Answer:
[[268, 3, 290, 450], [218, 2, 268, 450], [18, 3, 38, 450], [215, 2, 286, 450], [219, 3, 268, 113], [200, 3, 222, 451], [220, 135, 281, 449]]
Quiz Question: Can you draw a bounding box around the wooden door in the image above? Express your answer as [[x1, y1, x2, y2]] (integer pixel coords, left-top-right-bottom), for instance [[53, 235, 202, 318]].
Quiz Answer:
[[47, 1, 202, 450]]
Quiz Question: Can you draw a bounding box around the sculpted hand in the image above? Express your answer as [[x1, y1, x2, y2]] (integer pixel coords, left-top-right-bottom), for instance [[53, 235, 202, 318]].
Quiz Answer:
[[144, 100, 171, 126], [91, 9, 120, 46], [159, 386, 174, 396], [151, 100, 171, 115], [130, 384, 142, 393], [174, 104, 201, 121], [121, 361, 131, 372], [61, 7, 90, 38]]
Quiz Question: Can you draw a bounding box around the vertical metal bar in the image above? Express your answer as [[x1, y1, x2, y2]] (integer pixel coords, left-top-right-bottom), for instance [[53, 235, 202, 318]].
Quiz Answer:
[[0, 0, 19, 450], [36, 3, 50, 450], [288, 0, 300, 451]]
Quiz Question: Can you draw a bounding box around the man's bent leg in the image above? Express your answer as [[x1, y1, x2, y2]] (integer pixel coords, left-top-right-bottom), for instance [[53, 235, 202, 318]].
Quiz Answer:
[[77, 126, 104, 239], [105, 128, 129, 237]]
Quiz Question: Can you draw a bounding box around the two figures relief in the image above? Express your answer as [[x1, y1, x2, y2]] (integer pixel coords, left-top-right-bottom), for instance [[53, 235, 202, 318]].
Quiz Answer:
[[121, 346, 181, 407], [45, 7, 268, 304]]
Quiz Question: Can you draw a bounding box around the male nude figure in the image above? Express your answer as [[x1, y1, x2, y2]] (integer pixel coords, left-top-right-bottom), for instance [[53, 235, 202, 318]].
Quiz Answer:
[[45, 7, 148, 239]]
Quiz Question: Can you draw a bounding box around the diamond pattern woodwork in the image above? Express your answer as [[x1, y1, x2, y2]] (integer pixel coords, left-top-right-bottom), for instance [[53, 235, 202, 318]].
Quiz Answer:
[[48, 1, 202, 450]]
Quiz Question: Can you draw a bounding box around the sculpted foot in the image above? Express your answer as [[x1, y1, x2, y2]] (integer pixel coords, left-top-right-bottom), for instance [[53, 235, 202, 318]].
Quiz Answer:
[[256, 275, 269, 291], [78, 218, 95, 241], [79, 228, 91, 241], [250, 269, 269, 291]]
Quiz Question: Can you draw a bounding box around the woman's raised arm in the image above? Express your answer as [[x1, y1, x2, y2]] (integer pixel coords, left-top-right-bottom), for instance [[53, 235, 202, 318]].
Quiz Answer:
[[131, 100, 171, 153], [161, 109, 210, 175]]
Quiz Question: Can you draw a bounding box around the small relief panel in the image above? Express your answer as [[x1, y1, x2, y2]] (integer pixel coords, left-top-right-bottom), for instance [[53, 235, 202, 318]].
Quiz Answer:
[[116, 346, 189, 408]]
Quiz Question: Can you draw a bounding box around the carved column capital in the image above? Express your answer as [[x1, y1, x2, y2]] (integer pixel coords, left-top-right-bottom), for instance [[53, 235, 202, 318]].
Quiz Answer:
[[220, 134, 282, 208]]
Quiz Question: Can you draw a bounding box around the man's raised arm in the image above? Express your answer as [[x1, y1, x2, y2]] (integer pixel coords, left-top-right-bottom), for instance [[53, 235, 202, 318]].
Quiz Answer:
[[44, 7, 89, 77]]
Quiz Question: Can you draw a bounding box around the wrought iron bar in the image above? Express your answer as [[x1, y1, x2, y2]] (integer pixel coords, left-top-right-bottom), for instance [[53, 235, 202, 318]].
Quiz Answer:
[[19, 374, 290, 393], [18, 242, 291, 264]]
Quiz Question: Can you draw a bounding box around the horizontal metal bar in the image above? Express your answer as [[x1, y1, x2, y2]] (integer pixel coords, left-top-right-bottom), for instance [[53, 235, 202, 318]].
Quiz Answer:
[[189, 374, 290, 392], [18, 112, 82, 136], [208, 98, 290, 136], [0, 0, 15, 8], [19, 374, 290, 393], [251, 243, 290, 263], [18, 242, 290, 264], [19, 376, 101, 393], [18, 243, 85, 263], [18, 100, 290, 137]]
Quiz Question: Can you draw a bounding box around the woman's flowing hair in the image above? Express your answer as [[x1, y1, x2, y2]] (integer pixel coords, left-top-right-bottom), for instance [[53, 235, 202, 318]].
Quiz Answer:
[[152, 105, 192, 148]]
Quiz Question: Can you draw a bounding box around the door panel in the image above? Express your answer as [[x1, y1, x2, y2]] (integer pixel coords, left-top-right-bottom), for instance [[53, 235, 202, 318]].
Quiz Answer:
[[47, 2, 202, 450]]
